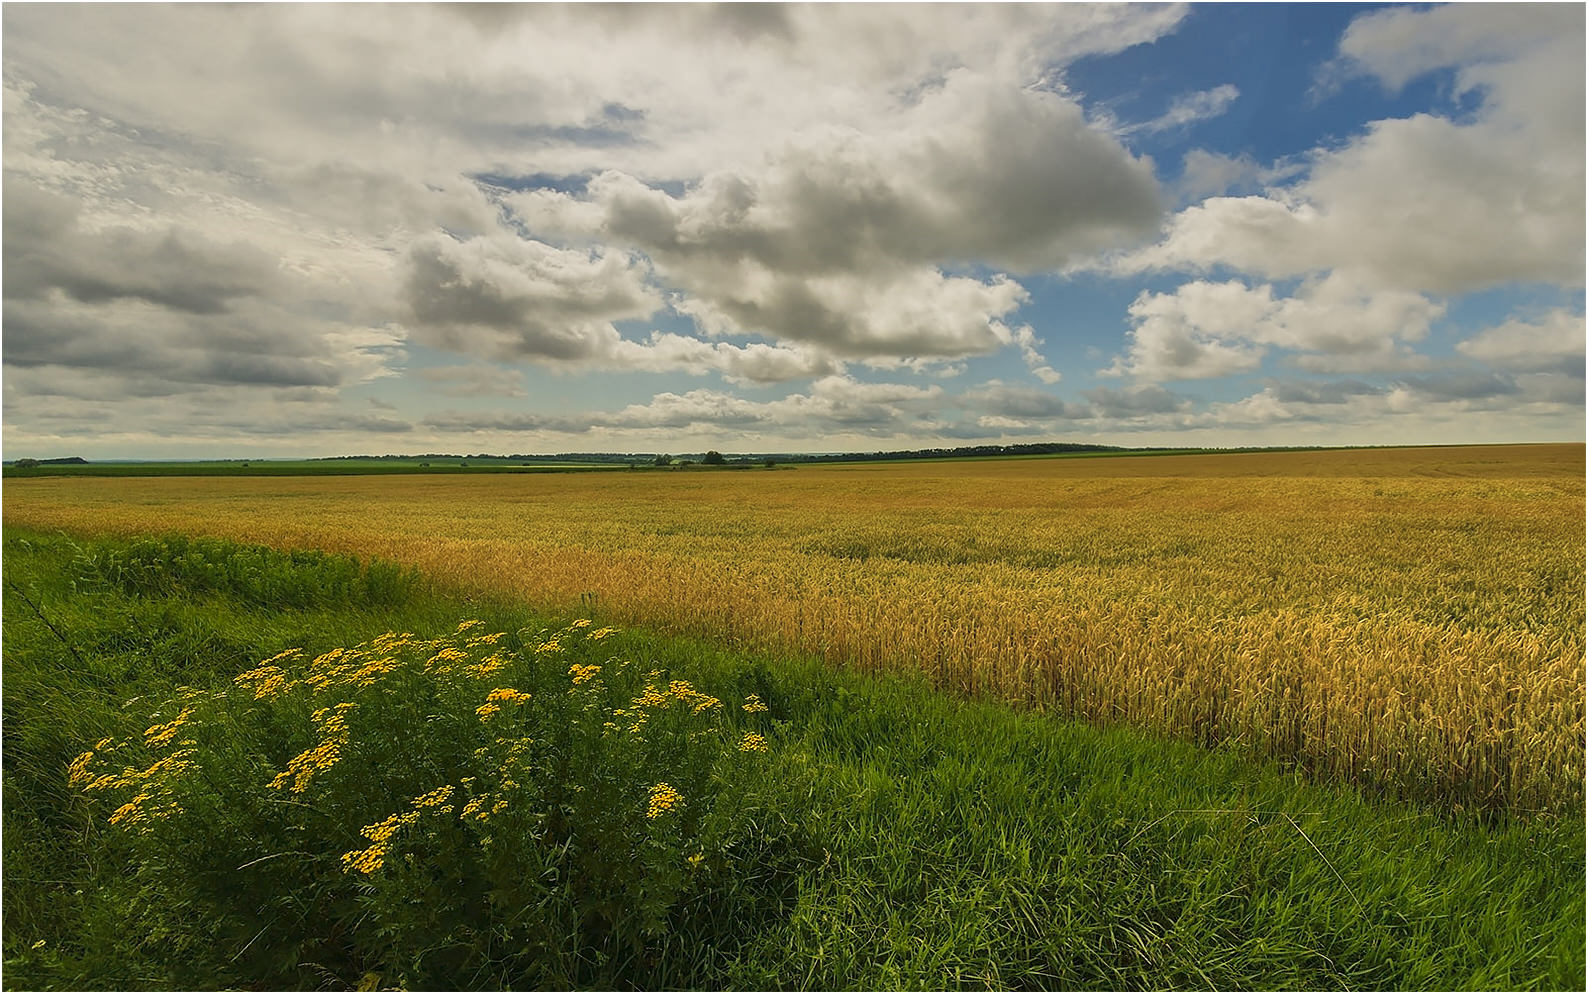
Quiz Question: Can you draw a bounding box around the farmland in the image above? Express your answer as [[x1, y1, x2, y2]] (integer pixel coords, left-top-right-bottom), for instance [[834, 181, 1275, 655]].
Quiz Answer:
[[4, 443, 1584, 989], [5, 443, 1582, 815]]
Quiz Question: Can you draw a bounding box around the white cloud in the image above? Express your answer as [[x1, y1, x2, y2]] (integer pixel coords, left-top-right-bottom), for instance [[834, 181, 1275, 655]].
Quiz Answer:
[[1106, 281, 1270, 381], [1456, 309, 1586, 372], [665, 264, 1033, 361], [961, 382, 1088, 421], [1125, 84, 1240, 135], [1175, 148, 1263, 200], [423, 375, 946, 439], [3, 2, 1184, 443], [514, 68, 1163, 363], [1106, 4, 1584, 295], [400, 231, 660, 361], [604, 334, 840, 385], [1105, 275, 1446, 381], [1334, 2, 1582, 101]]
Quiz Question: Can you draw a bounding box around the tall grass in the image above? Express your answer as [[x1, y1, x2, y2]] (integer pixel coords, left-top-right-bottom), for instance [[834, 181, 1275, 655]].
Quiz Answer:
[[3, 529, 1582, 990], [5, 444, 1582, 814]]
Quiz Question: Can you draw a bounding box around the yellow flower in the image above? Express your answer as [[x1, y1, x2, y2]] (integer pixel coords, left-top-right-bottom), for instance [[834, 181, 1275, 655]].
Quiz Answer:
[[109, 795, 148, 826], [477, 688, 530, 721], [645, 782, 683, 819], [340, 845, 387, 875], [67, 750, 97, 787], [569, 663, 602, 685], [464, 652, 511, 678], [412, 785, 454, 808], [312, 647, 347, 668], [271, 704, 354, 793], [347, 657, 400, 688], [235, 664, 292, 699], [569, 618, 593, 629], [588, 627, 617, 642], [427, 646, 469, 671], [667, 680, 721, 713], [143, 707, 196, 748], [739, 732, 770, 753], [632, 686, 671, 710], [742, 694, 769, 714]]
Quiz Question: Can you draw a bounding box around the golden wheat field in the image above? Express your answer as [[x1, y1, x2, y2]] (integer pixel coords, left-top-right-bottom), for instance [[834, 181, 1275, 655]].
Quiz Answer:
[[6, 444, 1584, 813]]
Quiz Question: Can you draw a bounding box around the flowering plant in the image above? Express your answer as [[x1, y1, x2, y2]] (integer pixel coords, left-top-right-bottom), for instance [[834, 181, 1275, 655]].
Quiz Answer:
[[70, 619, 788, 988]]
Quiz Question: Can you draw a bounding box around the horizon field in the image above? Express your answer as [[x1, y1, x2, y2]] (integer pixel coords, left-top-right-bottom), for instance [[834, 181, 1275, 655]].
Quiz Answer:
[[7, 442, 1582, 815]]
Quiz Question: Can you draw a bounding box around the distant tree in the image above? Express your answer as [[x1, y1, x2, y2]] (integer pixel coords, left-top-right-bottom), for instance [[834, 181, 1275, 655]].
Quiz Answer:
[[654, 454, 673, 466], [14, 458, 39, 469], [702, 450, 725, 465], [763, 458, 776, 469]]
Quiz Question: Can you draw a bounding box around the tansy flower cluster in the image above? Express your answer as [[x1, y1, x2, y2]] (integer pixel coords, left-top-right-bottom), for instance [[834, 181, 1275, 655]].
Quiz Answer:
[[476, 687, 532, 722], [270, 703, 355, 793], [646, 783, 683, 819], [143, 706, 196, 748], [71, 616, 773, 905]]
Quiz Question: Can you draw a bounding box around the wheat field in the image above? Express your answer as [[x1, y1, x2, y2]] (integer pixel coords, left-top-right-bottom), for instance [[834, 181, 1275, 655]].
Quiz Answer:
[[6, 444, 1583, 813]]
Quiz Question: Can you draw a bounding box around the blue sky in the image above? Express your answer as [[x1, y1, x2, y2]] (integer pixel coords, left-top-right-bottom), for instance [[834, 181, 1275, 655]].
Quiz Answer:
[[3, 3, 1582, 458]]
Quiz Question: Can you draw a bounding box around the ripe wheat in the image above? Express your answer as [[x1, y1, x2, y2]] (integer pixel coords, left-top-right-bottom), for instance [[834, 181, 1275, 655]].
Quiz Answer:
[[9, 444, 1582, 813]]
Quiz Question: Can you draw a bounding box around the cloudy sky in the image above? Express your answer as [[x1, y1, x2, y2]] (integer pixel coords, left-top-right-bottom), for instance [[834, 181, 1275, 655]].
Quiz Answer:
[[3, 2, 1583, 458]]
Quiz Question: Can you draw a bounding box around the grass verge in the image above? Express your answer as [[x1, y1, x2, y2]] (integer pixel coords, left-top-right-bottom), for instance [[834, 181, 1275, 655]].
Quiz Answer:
[[3, 527, 1583, 990]]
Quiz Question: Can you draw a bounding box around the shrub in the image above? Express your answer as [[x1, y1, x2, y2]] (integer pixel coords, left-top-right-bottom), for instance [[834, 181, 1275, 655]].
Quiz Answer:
[[68, 619, 795, 988]]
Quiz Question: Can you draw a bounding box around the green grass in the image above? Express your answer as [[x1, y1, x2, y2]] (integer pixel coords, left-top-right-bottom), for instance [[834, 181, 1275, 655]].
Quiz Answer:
[[3, 527, 1583, 990]]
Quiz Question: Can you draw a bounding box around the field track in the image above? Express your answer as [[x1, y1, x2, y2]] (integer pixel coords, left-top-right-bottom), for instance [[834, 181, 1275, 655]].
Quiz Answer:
[[7, 443, 1583, 813]]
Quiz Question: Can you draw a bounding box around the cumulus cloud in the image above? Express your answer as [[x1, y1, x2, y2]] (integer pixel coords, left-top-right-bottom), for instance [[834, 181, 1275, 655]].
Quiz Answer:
[[1106, 281, 1269, 381], [1107, 4, 1584, 294], [1083, 384, 1192, 418], [3, 0, 1184, 452], [1456, 309, 1586, 373], [961, 382, 1090, 421], [1106, 276, 1446, 381], [2, 182, 281, 315], [514, 68, 1163, 363], [1174, 149, 1265, 201], [3, 2, 1577, 455], [604, 335, 840, 385], [401, 231, 660, 361], [423, 375, 945, 438]]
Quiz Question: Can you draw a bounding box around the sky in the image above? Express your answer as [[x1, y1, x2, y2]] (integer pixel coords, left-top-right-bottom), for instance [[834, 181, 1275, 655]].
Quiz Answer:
[[2, 2, 1583, 459]]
